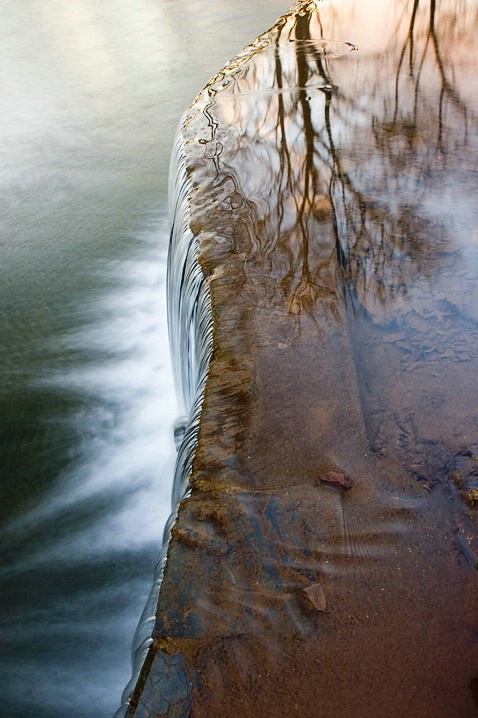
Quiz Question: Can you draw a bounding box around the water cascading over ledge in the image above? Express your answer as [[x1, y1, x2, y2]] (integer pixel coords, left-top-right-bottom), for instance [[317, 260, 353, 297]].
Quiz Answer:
[[121, 1, 478, 715]]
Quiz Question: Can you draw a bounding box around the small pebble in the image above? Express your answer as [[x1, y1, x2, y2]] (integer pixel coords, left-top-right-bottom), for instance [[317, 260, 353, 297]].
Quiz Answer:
[[320, 471, 352, 489]]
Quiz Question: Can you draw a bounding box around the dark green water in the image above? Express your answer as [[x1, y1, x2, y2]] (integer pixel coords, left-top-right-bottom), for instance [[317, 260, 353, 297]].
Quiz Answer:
[[0, 2, 287, 716]]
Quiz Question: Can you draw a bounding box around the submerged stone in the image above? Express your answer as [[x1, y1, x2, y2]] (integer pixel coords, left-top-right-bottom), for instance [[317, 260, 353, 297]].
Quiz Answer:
[[124, 1, 478, 716]]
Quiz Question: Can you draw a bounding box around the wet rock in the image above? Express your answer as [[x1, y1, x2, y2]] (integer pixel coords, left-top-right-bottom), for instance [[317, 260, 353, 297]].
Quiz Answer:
[[319, 471, 352, 489], [303, 583, 327, 612]]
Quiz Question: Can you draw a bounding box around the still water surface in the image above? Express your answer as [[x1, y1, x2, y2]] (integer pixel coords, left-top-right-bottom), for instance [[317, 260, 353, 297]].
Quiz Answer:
[[0, 2, 287, 716]]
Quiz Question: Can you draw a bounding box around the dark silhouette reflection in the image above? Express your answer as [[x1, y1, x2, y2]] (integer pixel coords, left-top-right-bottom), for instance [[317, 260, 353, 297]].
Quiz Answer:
[[335, 0, 477, 322], [193, 13, 350, 324], [197, 0, 477, 329]]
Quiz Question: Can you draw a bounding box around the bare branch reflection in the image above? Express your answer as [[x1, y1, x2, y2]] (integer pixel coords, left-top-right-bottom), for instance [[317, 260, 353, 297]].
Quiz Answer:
[[195, 0, 477, 329]]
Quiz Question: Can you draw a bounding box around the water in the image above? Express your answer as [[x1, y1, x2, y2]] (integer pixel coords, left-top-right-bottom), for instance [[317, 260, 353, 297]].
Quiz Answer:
[[0, 2, 288, 717], [3, 1, 478, 716], [127, 1, 478, 716], [1, 225, 177, 718]]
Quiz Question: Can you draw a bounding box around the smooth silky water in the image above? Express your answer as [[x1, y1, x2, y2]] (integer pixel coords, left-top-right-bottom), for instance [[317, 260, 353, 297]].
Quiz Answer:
[[0, 2, 287, 717], [125, 1, 478, 716]]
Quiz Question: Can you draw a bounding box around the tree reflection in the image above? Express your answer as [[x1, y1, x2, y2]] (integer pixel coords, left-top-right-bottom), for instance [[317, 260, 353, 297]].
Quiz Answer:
[[198, 0, 477, 326], [332, 0, 477, 321]]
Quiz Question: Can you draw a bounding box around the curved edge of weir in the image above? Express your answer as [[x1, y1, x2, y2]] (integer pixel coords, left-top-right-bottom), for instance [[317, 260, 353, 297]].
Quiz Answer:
[[115, 5, 308, 711], [117, 0, 478, 716], [114, 125, 214, 716]]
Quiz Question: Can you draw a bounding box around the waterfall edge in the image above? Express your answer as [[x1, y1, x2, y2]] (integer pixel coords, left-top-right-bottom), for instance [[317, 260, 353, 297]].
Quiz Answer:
[[114, 123, 214, 718]]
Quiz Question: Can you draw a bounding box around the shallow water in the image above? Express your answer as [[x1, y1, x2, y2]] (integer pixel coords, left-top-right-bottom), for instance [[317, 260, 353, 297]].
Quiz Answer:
[[130, 1, 478, 715], [0, 1, 287, 717]]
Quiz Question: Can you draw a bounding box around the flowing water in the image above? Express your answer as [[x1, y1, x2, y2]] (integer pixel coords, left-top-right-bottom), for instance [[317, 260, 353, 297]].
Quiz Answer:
[[0, 2, 287, 717]]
